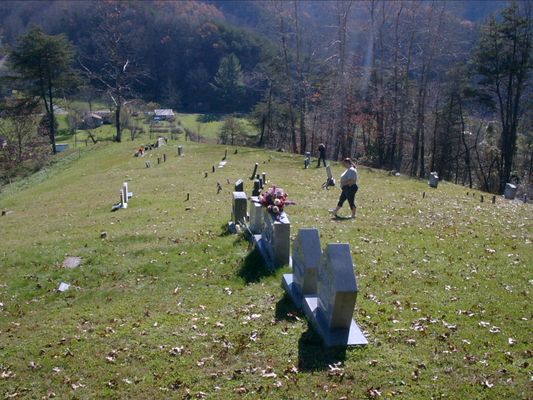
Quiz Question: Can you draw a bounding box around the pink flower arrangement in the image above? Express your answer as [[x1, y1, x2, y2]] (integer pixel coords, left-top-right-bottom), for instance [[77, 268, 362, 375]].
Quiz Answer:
[[259, 185, 295, 218]]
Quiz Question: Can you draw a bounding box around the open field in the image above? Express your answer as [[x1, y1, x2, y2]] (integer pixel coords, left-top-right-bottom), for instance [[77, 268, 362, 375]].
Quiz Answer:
[[0, 139, 531, 399]]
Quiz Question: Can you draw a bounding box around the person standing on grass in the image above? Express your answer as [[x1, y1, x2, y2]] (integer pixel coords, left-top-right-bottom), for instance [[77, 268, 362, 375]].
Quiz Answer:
[[330, 158, 358, 218], [317, 143, 326, 167]]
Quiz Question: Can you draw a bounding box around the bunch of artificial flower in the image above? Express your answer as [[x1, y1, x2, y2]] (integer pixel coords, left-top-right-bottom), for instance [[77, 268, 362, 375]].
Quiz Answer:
[[258, 185, 295, 218]]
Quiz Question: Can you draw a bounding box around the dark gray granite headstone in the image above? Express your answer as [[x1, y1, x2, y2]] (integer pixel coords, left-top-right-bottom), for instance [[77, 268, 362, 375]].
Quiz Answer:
[[317, 244, 356, 329], [234, 179, 244, 192], [250, 163, 259, 180], [252, 179, 261, 196], [293, 229, 321, 295], [429, 172, 439, 188], [249, 196, 263, 234], [302, 243, 367, 346], [504, 183, 517, 200], [232, 192, 247, 224], [282, 228, 321, 307]]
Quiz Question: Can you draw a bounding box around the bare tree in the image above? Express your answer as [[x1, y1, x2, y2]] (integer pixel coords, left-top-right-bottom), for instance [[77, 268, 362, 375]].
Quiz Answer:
[[79, 2, 146, 143]]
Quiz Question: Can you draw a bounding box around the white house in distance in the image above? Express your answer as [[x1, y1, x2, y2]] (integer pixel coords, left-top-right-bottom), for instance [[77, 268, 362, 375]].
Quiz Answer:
[[153, 109, 175, 122]]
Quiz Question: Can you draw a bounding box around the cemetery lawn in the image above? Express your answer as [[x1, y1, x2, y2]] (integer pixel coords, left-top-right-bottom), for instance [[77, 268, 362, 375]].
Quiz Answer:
[[0, 139, 531, 399]]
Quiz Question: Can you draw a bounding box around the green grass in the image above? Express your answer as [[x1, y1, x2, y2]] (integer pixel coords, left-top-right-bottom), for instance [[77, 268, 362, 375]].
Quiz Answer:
[[176, 113, 255, 142], [0, 140, 531, 399]]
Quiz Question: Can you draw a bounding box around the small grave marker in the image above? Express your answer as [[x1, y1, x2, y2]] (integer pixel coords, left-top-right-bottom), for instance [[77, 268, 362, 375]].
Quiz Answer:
[[250, 163, 259, 180], [63, 256, 82, 269], [146, 161, 151, 168], [492, 195, 496, 204], [177, 146, 183, 156], [212, 165, 215, 173], [58, 282, 71, 292], [234, 179, 244, 192], [163, 153, 167, 162], [322, 165, 335, 189], [252, 179, 261, 196], [429, 172, 439, 188], [504, 183, 517, 200], [304, 152, 311, 169], [217, 182, 222, 194], [262, 172, 266, 184]]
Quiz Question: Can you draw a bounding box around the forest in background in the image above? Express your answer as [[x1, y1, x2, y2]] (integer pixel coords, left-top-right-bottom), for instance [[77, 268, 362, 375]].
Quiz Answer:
[[0, 0, 531, 195]]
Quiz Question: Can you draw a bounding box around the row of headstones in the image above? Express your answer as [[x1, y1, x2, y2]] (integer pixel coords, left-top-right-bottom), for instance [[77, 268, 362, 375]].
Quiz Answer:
[[231, 182, 290, 269], [429, 175, 526, 203], [112, 182, 133, 211], [145, 145, 185, 168], [282, 228, 368, 347], [230, 177, 365, 346]]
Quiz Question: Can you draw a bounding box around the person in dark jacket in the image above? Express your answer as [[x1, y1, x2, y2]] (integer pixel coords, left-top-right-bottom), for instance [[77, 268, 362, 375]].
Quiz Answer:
[[317, 143, 326, 167]]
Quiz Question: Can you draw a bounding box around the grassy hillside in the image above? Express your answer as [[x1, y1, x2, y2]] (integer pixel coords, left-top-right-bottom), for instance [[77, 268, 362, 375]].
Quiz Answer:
[[0, 139, 531, 399]]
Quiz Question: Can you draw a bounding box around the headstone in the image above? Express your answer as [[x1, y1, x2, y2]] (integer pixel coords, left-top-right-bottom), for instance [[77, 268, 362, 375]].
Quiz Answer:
[[257, 208, 290, 268], [259, 177, 263, 189], [250, 163, 259, 180], [480, 195, 484, 203], [163, 153, 167, 162], [248, 196, 264, 234], [504, 183, 517, 200], [252, 179, 261, 196], [186, 193, 190, 201], [120, 189, 127, 209], [282, 228, 321, 307], [177, 146, 183, 156], [63, 256, 82, 269], [323, 165, 335, 189], [223, 149, 227, 160], [304, 152, 311, 169], [262, 172, 266, 185], [492, 195, 496, 204], [212, 165, 215, 173], [204, 172, 208, 178], [234, 179, 244, 192], [429, 172, 439, 188], [58, 282, 70, 292], [122, 182, 131, 204], [232, 192, 248, 225], [217, 182, 222, 194], [146, 161, 151, 168], [302, 243, 368, 346], [157, 137, 165, 147]]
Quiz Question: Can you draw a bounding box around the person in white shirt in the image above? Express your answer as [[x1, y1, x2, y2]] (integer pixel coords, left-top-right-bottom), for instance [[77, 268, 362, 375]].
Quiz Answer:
[[330, 158, 358, 218]]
